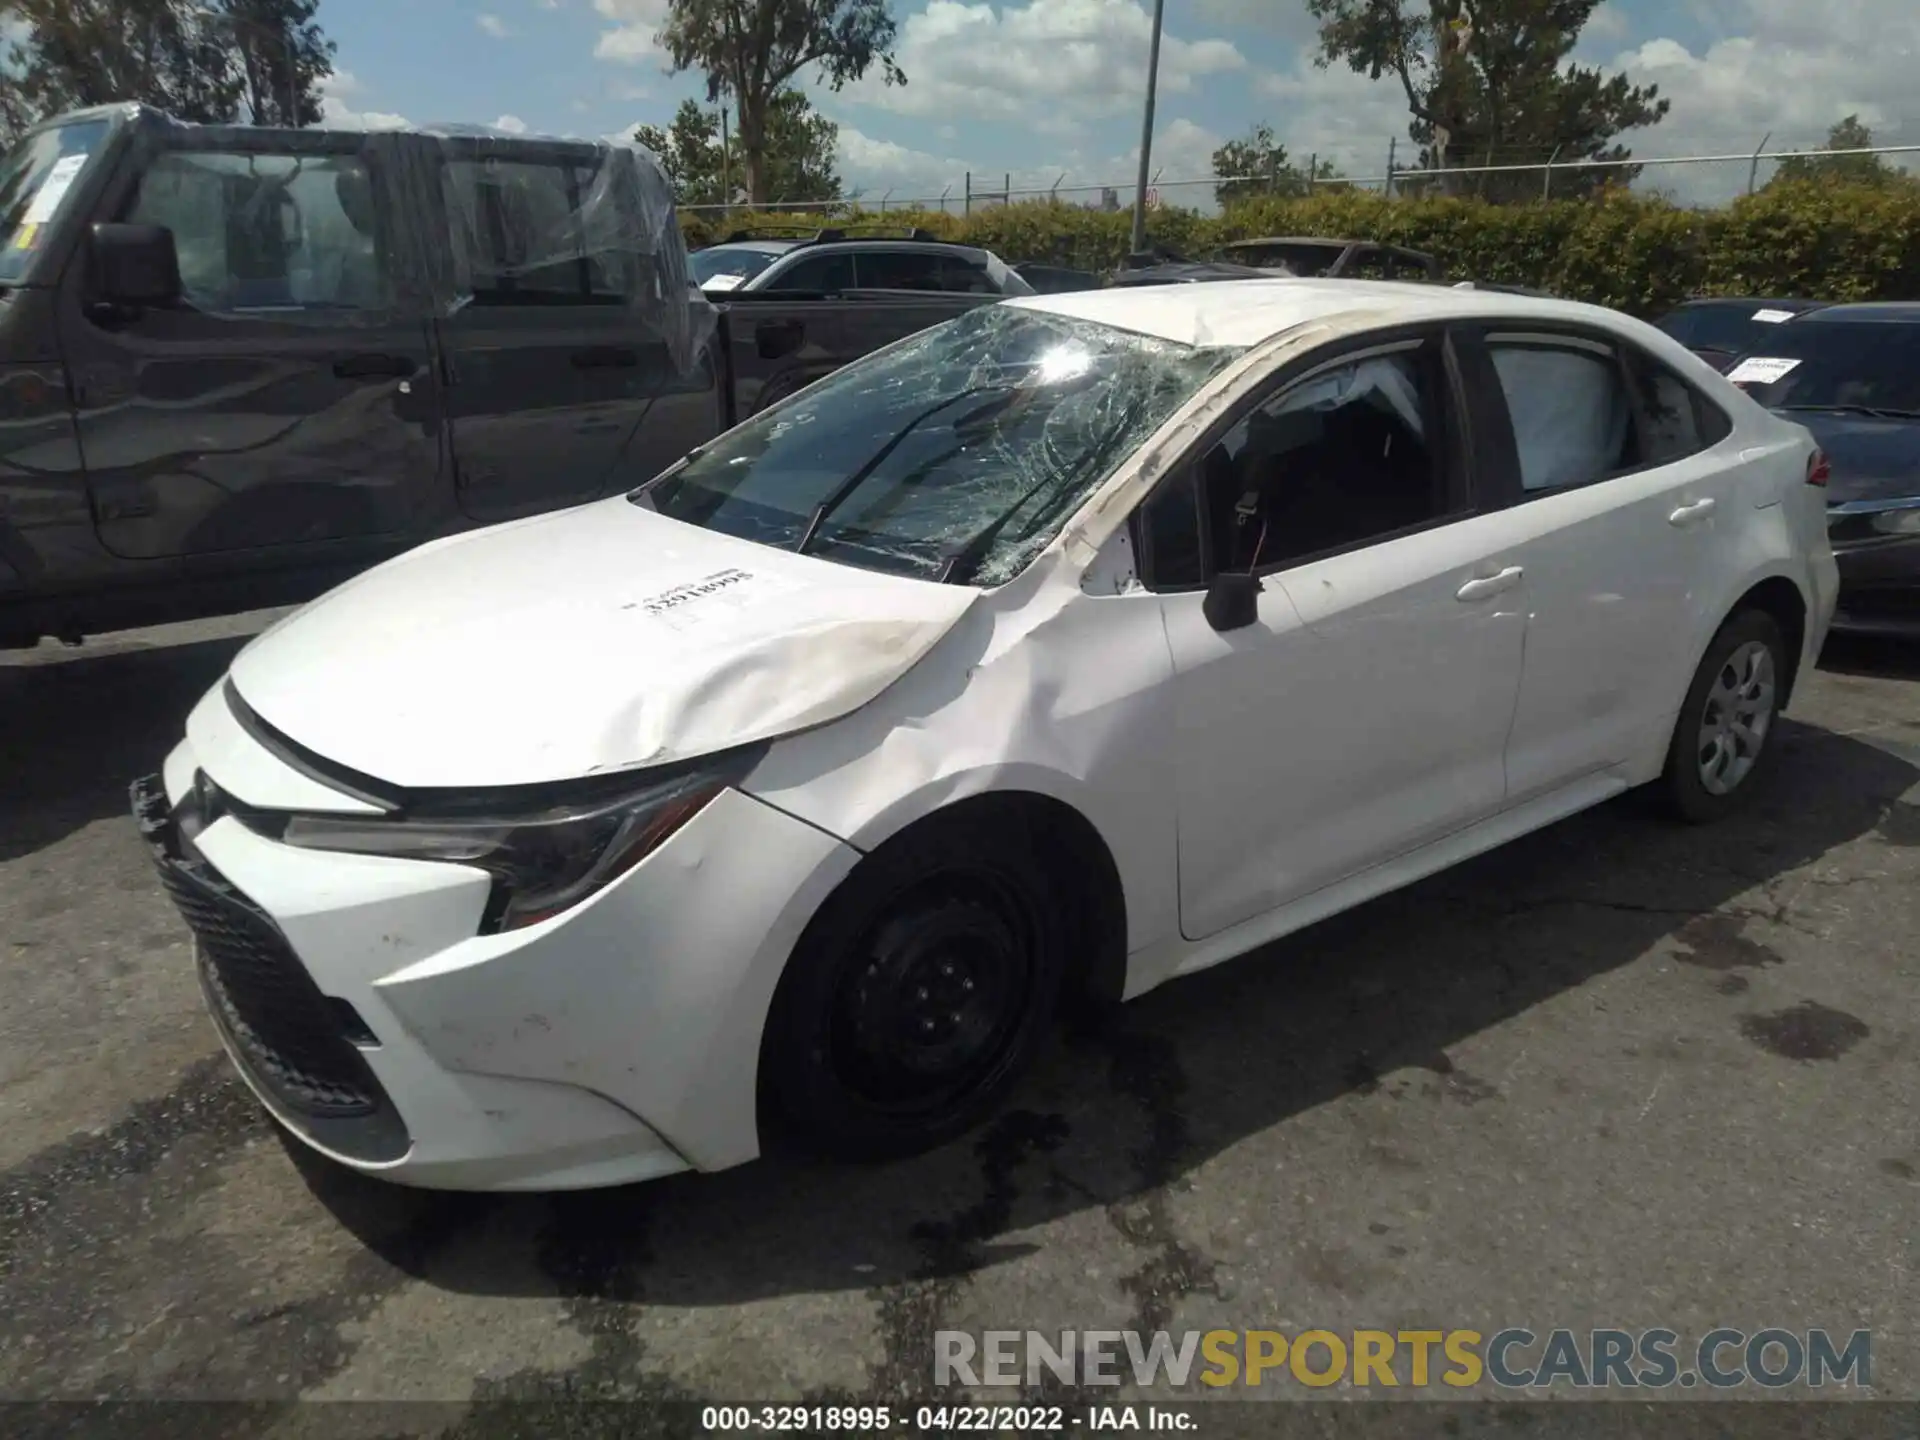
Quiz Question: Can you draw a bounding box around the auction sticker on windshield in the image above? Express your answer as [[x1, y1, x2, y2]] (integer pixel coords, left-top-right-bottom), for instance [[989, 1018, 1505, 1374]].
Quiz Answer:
[[1750, 308, 1797, 324], [1726, 356, 1801, 385], [23, 153, 86, 226]]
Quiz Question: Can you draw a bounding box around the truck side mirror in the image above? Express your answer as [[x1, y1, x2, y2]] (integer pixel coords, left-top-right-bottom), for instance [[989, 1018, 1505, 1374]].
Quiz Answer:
[[88, 223, 182, 309]]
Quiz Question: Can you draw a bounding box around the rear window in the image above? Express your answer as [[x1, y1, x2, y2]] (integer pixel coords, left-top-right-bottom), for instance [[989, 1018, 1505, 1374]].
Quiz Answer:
[[1220, 242, 1343, 275], [1725, 318, 1920, 416], [1657, 304, 1802, 354], [690, 246, 782, 290]]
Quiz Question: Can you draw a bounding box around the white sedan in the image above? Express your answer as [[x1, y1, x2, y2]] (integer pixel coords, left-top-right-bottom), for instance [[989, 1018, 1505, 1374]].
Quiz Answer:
[[135, 280, 1839, 1191]]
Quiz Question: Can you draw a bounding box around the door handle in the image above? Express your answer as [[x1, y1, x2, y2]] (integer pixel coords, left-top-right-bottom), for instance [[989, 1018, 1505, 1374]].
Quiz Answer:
[[1669, 497, 1717, 526], [1456, 566, 1524, 602], [571, 345, 639, 369], [333, 353, 418, 379]]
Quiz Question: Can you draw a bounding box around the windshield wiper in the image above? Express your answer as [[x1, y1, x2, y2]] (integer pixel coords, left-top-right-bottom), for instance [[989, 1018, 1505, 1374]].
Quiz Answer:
[[794, 384, 1017, 554], [1778, 404, 1920, 420], [936, 418, 1136, 585]]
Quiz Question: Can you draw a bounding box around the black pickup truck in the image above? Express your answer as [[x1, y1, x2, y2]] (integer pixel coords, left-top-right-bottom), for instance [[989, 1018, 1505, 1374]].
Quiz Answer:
[[0, 105, 996, 647]]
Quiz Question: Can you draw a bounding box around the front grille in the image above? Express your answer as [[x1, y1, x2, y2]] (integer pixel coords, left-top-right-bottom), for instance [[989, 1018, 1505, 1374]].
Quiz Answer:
[[156, 859, 380, 1117], [131, 777, 407, 1158]]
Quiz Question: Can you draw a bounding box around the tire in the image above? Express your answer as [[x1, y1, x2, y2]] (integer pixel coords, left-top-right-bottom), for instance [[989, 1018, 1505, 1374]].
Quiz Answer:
[[1659, 608, 1788, 824], [758, 810, 1067, 1162]]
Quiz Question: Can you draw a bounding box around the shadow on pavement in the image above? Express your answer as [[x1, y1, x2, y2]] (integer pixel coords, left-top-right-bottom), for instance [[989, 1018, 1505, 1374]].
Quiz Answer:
[[1817, 632, 1920, 682], [0, 636, 249, 864], [283, 717, 1919, 1330]]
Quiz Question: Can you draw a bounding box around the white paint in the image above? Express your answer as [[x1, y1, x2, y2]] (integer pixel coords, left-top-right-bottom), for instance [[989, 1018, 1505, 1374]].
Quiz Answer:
[[163, 281, 1840, 1190], [1726, 356, 1801, 384]]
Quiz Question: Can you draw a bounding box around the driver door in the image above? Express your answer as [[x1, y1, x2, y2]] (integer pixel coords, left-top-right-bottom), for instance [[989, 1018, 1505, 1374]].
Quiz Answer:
[[1146, 326, 1528, 941]]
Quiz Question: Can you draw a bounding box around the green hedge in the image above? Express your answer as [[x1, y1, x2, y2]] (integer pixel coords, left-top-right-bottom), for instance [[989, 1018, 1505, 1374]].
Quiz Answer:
[[681, 180, 1920, 315]]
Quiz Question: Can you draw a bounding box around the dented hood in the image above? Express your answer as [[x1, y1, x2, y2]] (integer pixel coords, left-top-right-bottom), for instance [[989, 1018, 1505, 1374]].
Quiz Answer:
[[227, 498, 979, 789]]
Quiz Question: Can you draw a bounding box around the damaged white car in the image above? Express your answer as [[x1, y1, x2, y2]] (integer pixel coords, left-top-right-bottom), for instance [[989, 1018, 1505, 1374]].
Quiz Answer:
[[136, 281, 1838, 1191]]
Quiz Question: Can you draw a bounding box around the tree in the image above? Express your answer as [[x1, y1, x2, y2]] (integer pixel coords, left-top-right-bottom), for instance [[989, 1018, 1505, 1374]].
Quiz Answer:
[[1211, 123, 1343, 207], [635, 89, 842, 207], [2, 0, 334, 136], [1306, 0, 1668, 201], [657, 0, 903, 205], [1771, 116, 1905, 190]]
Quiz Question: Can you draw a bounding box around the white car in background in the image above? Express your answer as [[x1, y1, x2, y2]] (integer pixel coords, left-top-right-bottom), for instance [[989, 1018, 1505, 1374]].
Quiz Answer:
[[135, 280, 1838, 1192]]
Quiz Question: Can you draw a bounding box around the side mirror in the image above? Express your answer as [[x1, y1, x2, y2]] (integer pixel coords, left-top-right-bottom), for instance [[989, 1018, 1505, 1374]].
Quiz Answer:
[[88, 223, 182, 309], [1202, 570, 1262, 633]]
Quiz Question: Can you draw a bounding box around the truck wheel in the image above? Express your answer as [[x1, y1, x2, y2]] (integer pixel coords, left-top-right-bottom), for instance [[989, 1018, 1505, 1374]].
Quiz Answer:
[[758, 812, 1066, 1161]]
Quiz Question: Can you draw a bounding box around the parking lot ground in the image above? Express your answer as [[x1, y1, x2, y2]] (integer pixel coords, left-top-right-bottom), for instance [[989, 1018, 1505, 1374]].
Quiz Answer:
[[1, 617, 1916, 1417]]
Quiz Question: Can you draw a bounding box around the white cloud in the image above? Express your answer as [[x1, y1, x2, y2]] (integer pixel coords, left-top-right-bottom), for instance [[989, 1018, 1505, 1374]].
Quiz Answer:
[[312, 71, 410, 130], [839, 0, 1246, 133], [593, 0, 670, 64], [493, 114, 529, 133], [478, 13, 513, 37], [1254, 60, 1414, 181], [1593, 0, 1920, 201]]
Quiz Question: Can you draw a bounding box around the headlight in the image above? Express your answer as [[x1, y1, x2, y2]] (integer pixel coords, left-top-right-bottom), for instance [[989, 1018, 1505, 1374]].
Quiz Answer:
[[280, 750, 760, 932], [1870, 505, 1920, 536]]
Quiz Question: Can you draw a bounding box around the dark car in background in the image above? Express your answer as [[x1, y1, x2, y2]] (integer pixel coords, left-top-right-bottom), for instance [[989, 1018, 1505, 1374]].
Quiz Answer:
[[1725, 303, 1920, 636], [689, 225, 1034, 297], [1214, 235, 1444, 280], [1654, 297, 1830, 371], [0, 109, 1007, 648]]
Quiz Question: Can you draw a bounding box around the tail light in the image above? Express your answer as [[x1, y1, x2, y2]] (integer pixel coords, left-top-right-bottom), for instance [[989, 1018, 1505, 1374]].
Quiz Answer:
[[1806, 450, 1830, 488]]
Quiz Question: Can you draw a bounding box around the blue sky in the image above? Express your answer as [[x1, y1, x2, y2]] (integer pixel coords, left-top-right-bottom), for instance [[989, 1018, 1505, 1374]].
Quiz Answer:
[[315, 0, 1919, 207]]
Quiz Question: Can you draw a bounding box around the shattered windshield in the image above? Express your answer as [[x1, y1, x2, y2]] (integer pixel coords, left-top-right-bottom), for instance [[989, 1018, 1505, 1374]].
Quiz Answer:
[[634, 305, 1243, 584]]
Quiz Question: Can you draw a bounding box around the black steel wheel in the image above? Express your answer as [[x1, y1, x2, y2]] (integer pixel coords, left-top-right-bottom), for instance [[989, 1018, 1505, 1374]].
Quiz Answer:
[[759, 812, 1067, 1160]]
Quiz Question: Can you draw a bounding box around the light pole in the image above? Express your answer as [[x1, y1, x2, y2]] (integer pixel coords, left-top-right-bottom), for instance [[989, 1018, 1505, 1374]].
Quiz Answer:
[[1127, 0, 1166, 256]]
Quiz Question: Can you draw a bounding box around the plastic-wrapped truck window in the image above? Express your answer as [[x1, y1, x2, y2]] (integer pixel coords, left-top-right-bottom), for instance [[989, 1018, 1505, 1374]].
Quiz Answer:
[[103, 107, 717, 375]]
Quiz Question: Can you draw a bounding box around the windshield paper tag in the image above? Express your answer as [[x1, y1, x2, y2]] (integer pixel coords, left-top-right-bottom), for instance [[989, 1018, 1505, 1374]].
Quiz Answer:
[[626, 567, 793, 631], [22, 153, 87, 226], [1725, 356, 1800, 385], [1751, 308, 1796, 323]]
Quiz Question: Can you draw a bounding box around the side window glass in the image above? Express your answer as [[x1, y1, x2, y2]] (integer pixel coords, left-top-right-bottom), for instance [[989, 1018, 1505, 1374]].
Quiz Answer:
[[1201, 350, 1448, 573], [768, 253, 853, 292], [1625, 349, 1711, 464], [1487, 342, 1636, 492], [124, 149, 387, 313], [1138, 470, 1204, 588], [856, 251, 945, 290], [443, 157, 607, 305]]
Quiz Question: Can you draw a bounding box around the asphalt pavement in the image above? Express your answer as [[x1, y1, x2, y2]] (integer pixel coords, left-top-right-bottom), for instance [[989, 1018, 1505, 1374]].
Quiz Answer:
[[1, 613, 1916, 1423]]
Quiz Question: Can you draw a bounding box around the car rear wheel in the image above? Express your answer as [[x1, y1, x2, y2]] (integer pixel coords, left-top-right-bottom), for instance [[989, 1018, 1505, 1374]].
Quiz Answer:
[[759, 813, 1066, 1161], [1659, 609, 1787, 823]]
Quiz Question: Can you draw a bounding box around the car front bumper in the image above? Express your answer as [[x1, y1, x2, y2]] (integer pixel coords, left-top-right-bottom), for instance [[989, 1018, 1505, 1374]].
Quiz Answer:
[[136, 723, 859, 1192]]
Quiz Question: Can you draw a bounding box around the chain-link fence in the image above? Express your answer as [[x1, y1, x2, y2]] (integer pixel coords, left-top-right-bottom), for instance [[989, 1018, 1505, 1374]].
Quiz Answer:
[[678, 139, 1920, 218]]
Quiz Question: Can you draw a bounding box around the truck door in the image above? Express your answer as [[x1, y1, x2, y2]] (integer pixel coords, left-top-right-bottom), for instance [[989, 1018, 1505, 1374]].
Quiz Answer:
[[59, 125, 440, 561], [433, 142, 699, 523]]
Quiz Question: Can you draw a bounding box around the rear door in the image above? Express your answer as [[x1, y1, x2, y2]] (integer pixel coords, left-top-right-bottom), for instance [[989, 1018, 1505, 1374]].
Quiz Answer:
[[1455, 323, 1745, 801], [60, 124, 440, 560], [434, 139, 716, 522], [724, 251, 982, 416]]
